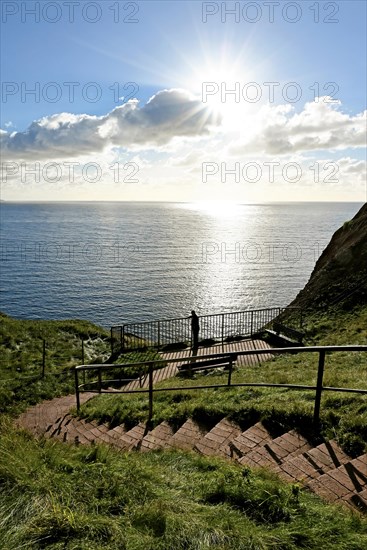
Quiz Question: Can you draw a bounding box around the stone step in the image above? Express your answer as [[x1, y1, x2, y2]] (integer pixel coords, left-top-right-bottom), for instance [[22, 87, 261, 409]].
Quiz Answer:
[[194, 418, 242, 457], [140, 421, 175, 452], [44, 415, 66, 438], [308, 454, 367, 508], [349, 488, 367, 514], [106, 424, 127, 439], [48, 414, 76, 439], [48, 415, 114, 446], [167, 418, 208, 451], [116, 422, 147, 450], [275, 440, 351, 483], [17, 393, 94, 438], [51, 417, 79, 442], [86, 423, 116, 445], [229, 422, 272, 458], [89, 420, 110, 433], [238, 430, 311, 470], [56, 418, 90, 445]]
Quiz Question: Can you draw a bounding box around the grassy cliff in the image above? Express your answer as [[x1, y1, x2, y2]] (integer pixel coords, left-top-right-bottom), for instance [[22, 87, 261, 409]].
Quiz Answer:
[[289, 203, 367, 311]]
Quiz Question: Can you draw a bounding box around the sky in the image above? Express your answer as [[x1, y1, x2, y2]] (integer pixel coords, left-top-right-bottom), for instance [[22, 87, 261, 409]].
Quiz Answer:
[[0, 0, 366, 202]]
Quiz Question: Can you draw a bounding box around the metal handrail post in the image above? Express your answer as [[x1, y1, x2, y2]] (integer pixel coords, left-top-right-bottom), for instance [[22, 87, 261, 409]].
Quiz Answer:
[[148, 364, 153, 421], [41, 339, 46, 378], [98, 368, 102, 394], [75, 368, 80, 412], [314, 350, 326, 425], [227, 360, 233, 386]]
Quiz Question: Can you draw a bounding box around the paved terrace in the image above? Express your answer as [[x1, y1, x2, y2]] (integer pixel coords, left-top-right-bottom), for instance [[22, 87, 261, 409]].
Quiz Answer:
[[119, 338, 273, 391]]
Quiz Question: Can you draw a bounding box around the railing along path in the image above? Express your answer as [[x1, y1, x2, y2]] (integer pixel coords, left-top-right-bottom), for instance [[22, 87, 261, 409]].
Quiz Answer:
[[75, 345, 367, 425]]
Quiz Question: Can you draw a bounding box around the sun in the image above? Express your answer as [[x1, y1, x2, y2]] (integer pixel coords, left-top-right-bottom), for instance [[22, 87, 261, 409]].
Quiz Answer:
[[181, 52, 258, 129]]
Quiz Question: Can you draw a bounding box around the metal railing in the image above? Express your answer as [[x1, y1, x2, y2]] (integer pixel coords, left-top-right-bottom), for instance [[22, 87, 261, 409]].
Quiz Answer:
[[75, 345, 367, 425], [111, 307, 302, 354]]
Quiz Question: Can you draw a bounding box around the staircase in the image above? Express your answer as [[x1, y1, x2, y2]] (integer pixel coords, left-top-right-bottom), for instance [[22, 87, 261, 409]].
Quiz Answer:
[[35, 411, 367, 514]]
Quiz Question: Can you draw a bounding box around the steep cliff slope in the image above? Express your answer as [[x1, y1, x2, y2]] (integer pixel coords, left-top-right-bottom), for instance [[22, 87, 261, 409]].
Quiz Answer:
[[290, 203, 367, 310]]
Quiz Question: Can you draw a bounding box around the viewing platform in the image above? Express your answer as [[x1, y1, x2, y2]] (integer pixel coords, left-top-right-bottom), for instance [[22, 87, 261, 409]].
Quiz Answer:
[[111, 306, 303, 354]]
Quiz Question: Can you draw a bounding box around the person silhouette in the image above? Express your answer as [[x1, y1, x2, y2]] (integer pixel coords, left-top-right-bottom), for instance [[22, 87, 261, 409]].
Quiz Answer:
[[190, 310, 199, 351]]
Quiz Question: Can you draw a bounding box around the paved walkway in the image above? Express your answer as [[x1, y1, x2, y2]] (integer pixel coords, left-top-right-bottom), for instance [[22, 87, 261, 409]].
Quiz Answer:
[[161, 338, 273, 367], [121, 338, 273, 391]]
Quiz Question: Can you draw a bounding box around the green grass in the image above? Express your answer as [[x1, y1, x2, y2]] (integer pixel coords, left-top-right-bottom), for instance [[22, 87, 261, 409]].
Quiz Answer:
[[79, 306, 367, 456], [0, 313, 110, 415], [1, 419, 366, 549], [0, 311, 111, 375], [100, 350, 167, 385], [0, 313, 162, 416]]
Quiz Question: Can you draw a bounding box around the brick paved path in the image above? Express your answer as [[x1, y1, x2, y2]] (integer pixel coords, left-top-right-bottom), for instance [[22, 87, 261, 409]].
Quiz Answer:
[[121, 338, 273, 391], [16, 339, 270, 434]]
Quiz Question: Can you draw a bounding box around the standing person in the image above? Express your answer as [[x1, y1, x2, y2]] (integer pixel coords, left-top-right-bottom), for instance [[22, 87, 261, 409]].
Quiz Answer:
[[190, 310, 199, 350]]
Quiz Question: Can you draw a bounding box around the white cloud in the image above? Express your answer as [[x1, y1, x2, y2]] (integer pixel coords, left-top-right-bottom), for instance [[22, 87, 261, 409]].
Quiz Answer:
[[0, 89, 221, 160], [229, 98, 366, 155], [1, 92, 365, 202]]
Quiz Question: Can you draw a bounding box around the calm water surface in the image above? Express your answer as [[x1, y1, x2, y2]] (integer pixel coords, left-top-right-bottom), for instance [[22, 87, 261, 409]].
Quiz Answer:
[[0, 202, 362, 327]]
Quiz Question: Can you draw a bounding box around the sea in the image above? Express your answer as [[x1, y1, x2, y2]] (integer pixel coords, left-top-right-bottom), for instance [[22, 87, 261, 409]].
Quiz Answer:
[[0, 202, 363, 329]]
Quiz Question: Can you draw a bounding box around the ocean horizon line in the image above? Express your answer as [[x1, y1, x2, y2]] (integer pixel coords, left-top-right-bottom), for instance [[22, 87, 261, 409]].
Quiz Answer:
[[1, 199, 365, 205]]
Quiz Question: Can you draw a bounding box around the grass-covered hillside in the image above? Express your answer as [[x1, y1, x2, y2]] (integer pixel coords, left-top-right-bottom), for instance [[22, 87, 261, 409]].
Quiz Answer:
[[0, 313, 110, 415], [1, 417, 367, 550], [0, 313, 161, 416]]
